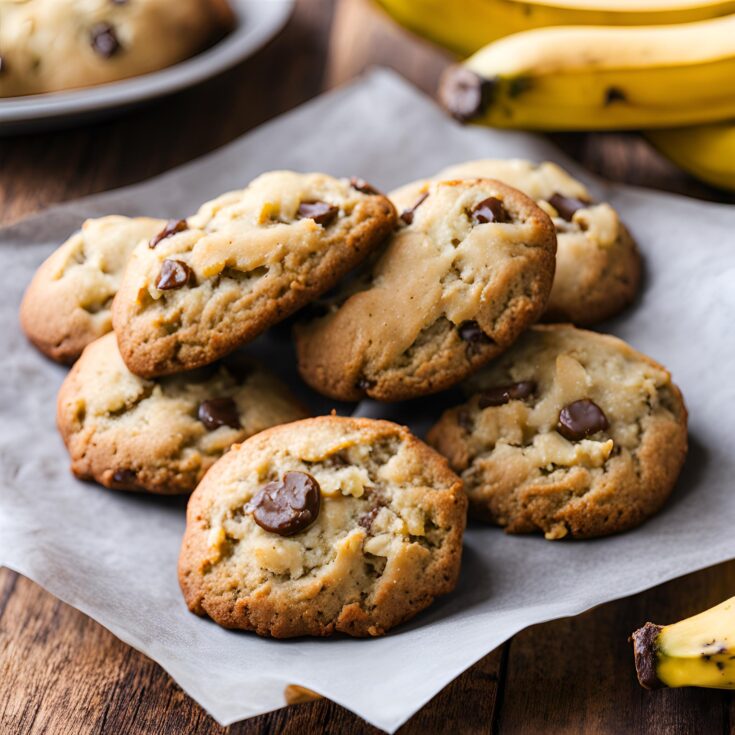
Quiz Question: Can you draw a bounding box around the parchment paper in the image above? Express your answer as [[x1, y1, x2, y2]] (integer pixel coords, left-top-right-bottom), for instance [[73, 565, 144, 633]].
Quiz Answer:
[[1, 69, 734, 733]]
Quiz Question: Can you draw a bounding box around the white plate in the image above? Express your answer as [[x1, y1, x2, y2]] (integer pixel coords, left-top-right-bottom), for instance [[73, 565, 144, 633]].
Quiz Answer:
[[0, 0, 294, 134]]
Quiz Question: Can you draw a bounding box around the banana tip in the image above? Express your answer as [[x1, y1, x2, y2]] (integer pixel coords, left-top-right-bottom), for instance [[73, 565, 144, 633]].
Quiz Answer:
[[632, 622, 664, 690], [438, 66, 493, 123]]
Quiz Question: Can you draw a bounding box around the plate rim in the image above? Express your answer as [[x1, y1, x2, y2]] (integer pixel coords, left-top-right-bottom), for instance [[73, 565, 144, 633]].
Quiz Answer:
[[0, 0, 294, 125]]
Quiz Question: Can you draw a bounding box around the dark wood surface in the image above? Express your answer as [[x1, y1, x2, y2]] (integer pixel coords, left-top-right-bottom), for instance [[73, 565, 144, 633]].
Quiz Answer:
[[1, 1, 733, 732]]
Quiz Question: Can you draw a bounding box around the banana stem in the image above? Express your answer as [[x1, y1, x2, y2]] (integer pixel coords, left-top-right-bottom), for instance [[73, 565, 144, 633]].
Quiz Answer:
[[632, 622, 665, 689]]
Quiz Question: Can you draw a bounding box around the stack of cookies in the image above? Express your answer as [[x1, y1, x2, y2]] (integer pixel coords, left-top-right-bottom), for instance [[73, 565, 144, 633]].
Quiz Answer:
[[19, 161, 688, 638]]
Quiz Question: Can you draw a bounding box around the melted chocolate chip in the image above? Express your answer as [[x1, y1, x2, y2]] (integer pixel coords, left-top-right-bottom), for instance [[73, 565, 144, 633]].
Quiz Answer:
[[548, 193, 590, 221], [251, 471, 321, 536], [458, 320, 493, 357], [471, 197, 509, 225], [356, 377, 375, 391], [350, 177, 381, 196], [297, 201, 338, 226], [0, 56, 6, 75], [478, 381, 536, 408], [439, 66, 494, 122], [400, 192, 429, 225], [149, 219, 188, 248], [557, 399, 609, 441], [198, 398, 241, 430], [90, 23, 121, 58], [156, 259, 193, 290], [111, 469, 137, 486], [358, 506, 381, 531]]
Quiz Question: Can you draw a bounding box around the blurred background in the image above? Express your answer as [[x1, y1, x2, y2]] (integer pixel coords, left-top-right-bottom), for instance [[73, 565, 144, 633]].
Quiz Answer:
[[1, 0, 733, 230]]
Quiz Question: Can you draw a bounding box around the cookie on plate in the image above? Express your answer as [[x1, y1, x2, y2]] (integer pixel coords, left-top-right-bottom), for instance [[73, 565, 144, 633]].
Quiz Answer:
[[294, 177, 556, 402], [20, 215, 165, 364], [178, 416, 466, 637], [436, 159, 641, 325], [57, 332, 307, 495], [113, 172, 397, 378], [428, 325, 687, 539], [0, 0, 234, 97]]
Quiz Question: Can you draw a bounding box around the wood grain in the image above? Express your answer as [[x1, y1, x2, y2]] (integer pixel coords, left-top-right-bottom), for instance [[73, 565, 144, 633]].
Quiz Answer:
[[1, 0, 734, 732]]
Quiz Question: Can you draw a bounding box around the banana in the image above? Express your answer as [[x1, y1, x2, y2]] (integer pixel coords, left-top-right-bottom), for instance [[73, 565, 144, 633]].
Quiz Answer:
[[632, 597, 735, 689], [374, 0, 735, 56], [438, 15, 735, 131], [648, 121, 735, 191]]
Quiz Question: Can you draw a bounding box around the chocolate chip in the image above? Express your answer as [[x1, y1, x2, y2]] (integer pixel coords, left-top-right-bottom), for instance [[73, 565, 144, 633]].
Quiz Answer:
[[439, 66, 494, 122], [149, 219, 188, 248], [356, 377, 375, 391], [400, 192, 429, 225], [604, 87, 626, 106], [111, 469, 137, 486], [557, 399, 609, 441], [156, 259, 193, 290], [548, 193, 589, 221], [90, 23, 121, 58], [471, 197, 509, 224], [458, 320, 493, 357], [0, 57, 6, 75], [198, 398, 241, 430], [350, 177, 381, 196], [297, 201, 338, 226], [358, 506, 381, 531], [251, 471, 321, 536], [478, 381, 536, 408]]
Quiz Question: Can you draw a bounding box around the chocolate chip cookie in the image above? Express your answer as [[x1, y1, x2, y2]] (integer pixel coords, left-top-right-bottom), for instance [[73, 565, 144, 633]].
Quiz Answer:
[[428, 325, 687, 539], [178, 416, 466, 637], [0, 0, 234, 97], [20, 215, 165, 364], [294, 178, 556, 402], [435, 159, 641, 325], [57, 332, 307, 495], [113, 172, 397, 378]]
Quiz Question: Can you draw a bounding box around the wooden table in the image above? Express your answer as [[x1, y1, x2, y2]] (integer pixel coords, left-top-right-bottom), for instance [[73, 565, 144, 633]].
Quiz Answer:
[[1, 1, 733, 732]]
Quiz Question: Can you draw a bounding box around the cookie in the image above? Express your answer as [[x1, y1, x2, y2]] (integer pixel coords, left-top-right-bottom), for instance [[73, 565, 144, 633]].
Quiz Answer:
[[0, 0, 234, 97], [294, 178, 556, 402], [20, 215, 165, 364], [427, 324, 687, 540], [178, 416, 466, 637], [112, 172, 397, 378], [436, 159, 641, 325], [57, 332, 308, 495]]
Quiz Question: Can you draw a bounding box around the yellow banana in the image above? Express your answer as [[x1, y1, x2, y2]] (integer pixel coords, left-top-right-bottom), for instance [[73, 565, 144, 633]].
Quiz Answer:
[[647, 121, 735, 191], [632, 597, 735, 689], [438, 14, 735, 131], [373, 0, 735, 56]]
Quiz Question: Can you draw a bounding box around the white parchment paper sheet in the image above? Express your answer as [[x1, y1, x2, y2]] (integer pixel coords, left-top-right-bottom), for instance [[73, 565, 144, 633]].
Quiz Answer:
[[1, 69, 734, 733]]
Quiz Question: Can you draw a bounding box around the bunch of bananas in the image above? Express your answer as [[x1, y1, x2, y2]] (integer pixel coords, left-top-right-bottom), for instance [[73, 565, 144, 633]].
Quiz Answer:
[[374, 0, 735, 191]]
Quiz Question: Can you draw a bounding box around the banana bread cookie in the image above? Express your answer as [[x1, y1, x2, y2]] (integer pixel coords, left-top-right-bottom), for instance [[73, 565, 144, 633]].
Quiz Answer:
[[20, 215, 164, 363], [295, 177, 556, 402], [0, 0, 234, 97], [435, 159, 641, 324], [178, 416, 467, 637], [428, 325, 687, 539], [113, 171, 396, 378], [57, 332, 307, 495]]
